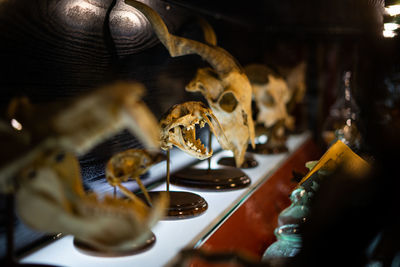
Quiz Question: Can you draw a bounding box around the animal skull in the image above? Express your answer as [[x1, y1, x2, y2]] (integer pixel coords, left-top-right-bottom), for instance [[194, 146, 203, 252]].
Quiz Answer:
[[15, 149, 168, 252], [186, 68, 255, 166], [245, 64, 294, 132], [53, 81, 160, 153], [0, 82, 160, 193], [124, 0, 255, 167], [0, 82, 167, 252], [159, 101, 228, 160]]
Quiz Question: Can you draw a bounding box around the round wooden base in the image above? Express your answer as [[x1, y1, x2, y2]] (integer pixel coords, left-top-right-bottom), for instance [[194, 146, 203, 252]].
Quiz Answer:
[[217, 154, 258, 169], [73, 232, 156, 257], [248, 143, 288, 154], [0, 261, 60, 267], [146, 191, 207, 219], [170, 168, 251, 190]]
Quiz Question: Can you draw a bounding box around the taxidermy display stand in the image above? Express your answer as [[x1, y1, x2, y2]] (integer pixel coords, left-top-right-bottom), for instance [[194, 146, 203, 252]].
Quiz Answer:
[[1, 194, 58, 267], [248, 123, 289, 155], [146, 150, 208, 219], [74, 177, 156, 256], [72, 185, 156, 257], [171, 130, 252, 190]]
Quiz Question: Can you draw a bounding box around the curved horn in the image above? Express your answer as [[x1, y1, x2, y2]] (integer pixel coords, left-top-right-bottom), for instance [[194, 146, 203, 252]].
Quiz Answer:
[[125, 0, 239, 76], [196, 17, 217, 46]]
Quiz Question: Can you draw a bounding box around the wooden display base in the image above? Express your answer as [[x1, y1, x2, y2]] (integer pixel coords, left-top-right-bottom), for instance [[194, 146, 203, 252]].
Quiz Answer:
[[73, 233, 156, 257], [217, 154, 258, 169], [147, 191, 208, 219], [0, 261, 59, 267], [170, 168, 251, 190], [248, 143, 288, 155]]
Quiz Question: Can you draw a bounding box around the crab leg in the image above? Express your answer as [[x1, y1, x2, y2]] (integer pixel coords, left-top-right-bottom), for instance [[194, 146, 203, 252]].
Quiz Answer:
[[166, 149, 170, 193], [134, 176, 152, 206], [115, 183, 148, 213], [208, 129, 212, 171]]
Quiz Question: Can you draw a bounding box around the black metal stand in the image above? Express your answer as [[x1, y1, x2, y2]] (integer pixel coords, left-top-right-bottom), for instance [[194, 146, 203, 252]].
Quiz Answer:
[[145, 149, 208, 219], [1, 194, 59, 267]]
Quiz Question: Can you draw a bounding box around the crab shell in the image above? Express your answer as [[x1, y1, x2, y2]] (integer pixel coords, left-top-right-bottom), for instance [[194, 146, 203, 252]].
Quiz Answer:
[[159, 101, 228, 160], [106, 149, 164, 187]]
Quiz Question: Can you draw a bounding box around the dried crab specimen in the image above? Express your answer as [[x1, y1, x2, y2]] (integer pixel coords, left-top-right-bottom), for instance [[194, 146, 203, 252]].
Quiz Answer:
[[0, 82, 167, 252], [106, 149, 164, 205], [125, 0, 255, 167], [159, 101, 228, 160], [16, 149, 167, 252]]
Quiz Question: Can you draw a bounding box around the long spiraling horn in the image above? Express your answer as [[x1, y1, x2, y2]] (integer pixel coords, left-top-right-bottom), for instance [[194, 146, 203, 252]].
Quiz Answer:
[[125, 0, 240, 76]]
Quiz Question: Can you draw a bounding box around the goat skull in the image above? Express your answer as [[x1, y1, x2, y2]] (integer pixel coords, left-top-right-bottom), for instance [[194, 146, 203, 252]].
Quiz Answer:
[[125, 0, 255, 167], [159, 101, 228, 160]]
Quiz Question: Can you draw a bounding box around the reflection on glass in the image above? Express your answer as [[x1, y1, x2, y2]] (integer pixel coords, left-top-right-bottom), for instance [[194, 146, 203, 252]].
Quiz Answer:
[[322, 71, 361, 151]]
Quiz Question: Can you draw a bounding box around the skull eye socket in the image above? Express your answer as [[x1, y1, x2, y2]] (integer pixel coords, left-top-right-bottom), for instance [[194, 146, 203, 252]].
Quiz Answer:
[[218, 92, 238, 113], [197, 82, 205, 91], [261, 93, 275, 107], [27, 169, 37, 180]]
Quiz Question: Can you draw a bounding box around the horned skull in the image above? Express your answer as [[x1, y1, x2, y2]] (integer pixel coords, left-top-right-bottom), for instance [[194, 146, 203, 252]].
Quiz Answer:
[[245, 64, 294, 132], [15, 149, 168, 252], [159, 101, 228, 160], [186, 68, 255, 166], [124, 0, 255, 167]]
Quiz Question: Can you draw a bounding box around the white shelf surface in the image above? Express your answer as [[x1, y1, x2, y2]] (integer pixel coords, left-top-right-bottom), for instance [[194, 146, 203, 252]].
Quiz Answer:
[[20, 132, 310, 267]]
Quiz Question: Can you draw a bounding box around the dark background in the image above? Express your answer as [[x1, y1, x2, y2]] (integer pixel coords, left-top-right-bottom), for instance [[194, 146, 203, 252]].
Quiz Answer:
[[1, 0, 395, 262]]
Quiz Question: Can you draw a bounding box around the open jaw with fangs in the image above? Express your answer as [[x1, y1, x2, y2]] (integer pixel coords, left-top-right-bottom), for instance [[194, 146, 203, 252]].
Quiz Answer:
[[159, 101, 228, 160]]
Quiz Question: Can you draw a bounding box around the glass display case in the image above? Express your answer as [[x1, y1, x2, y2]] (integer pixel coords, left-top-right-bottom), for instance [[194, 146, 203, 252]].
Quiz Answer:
[[2, 0, 397, 266]]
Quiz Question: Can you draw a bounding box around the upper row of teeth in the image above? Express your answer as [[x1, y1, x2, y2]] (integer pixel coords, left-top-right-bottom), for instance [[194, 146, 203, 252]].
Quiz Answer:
[[185, 120, 206, 131]]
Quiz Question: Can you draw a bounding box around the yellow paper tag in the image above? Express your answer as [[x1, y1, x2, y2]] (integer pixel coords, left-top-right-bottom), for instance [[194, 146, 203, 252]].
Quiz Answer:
[[299, 140, 369, 185]]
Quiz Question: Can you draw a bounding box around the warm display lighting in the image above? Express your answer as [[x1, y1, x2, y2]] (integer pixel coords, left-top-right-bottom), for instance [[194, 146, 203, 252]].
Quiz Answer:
[[11, 119, 22, 131], [65, 0, 101, 16], [383, 23, 399, 38], [385, 5, 400, 16]]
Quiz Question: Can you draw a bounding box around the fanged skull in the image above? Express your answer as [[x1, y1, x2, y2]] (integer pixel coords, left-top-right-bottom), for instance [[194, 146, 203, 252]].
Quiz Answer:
[[0, 82, 167, 252], [244, 64, 294, 132], [0, 82, 160, 194], [159, 101, 228, 160], [124, 0, 255, 167], [15, 149, 168, 252]]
